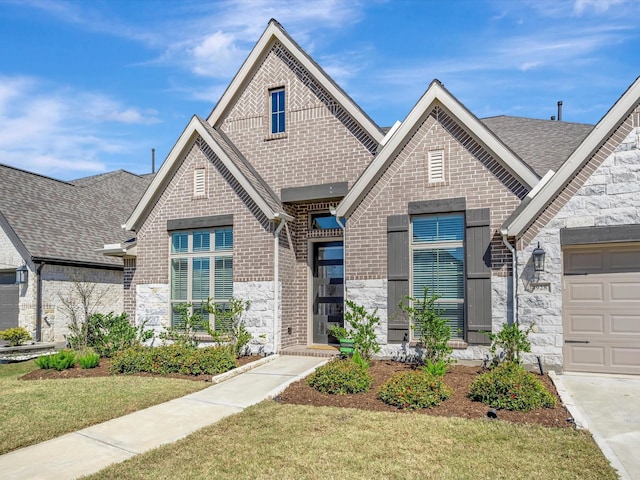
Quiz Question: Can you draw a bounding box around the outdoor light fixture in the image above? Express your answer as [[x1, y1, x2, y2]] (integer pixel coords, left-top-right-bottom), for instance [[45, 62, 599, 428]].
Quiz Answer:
[[15, 264, 28, 285], [532, 242, 546, 272]]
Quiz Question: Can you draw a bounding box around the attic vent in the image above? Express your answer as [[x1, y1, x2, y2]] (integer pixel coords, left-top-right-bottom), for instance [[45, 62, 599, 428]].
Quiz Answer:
[[193, 168, 206, 197], [428, 150, 445, 183]]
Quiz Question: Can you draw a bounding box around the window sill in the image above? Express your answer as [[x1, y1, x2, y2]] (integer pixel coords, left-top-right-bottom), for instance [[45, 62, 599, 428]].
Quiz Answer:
[[409, 339, 468, 350], [264, 132, 287, 141]]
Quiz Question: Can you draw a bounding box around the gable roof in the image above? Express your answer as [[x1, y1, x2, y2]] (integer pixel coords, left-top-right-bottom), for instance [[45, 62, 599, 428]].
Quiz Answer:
[[206, 19, 384, 145], [335, 80, 541, 218], [124, 116, 292, 232], [481, 116, 593, 176], [502, 76, 640, 238], [0, 165, 152, 268]]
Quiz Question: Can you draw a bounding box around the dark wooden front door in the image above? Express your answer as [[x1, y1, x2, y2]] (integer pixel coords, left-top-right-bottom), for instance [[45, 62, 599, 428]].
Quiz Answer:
[[312, 242, 344, 344]]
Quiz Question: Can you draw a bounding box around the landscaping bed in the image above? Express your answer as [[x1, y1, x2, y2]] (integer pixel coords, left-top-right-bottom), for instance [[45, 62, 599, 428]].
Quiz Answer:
[[278, 360, 571, 428], [19, 355, 262, 382]]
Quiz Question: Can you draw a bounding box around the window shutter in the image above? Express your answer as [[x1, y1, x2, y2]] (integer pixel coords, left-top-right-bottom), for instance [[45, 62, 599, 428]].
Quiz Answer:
[[387, 215, 410, 343], [428, 150, 445, 183], [193, 168, 205, 197], [465, 208, 491, 344]]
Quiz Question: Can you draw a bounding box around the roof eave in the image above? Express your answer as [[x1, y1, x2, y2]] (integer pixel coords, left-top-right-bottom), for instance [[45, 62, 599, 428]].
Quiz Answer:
[[336, 81, 539, 218], [503, 76, 640, 238], [206, 20, 384, 144]]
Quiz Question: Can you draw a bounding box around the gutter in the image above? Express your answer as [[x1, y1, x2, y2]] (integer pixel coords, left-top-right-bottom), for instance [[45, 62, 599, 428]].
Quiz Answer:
[[500, 229, 518, 326], [272, 215, 287, 353]]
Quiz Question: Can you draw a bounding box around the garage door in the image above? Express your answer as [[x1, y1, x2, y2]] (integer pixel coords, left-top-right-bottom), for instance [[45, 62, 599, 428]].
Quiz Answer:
[[0, 271, 19, 332], [563, 244, 640, 374]]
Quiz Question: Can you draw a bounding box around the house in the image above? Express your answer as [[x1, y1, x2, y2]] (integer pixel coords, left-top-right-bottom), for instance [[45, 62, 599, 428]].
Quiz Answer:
[[0, 165, 152, 343], [121, 19, 640, 374]]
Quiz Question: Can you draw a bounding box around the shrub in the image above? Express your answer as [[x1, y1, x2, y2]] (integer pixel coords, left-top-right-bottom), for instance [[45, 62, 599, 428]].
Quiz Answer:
[[207, 298, 252, 357], [0, 327, 32, 346], [86, 312, 153, 358], [77, 349, 100, 369], [486, 322, 533, 366], [35, 350, 76, 371], [468, 361, 557, 412], [398, 287, 453, 366], [378, 370, 452, 409], [109, 345, 237, 376], [422, 359, 448, 377], [307, 358, 373, 395], [343, 300, 381, 362]]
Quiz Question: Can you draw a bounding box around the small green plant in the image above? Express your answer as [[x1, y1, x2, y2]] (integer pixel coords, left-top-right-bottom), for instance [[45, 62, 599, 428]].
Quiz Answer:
[[81, 312, 153, 358], [343, 300, 381, 362], [421, 359, 448, 376], [468, 361, 557, 412], [77, 349, 100, 369], [399, 287, 453, 365], [159, 303, 206, 348], [206, 298, 252, 357], [35, 350, 76, 371], [378, 370, 452, 409], [0, 327, 32, 346], [307, 358, 373, 395], [486, 322, 534, 366], [328, 325, 350, 340]]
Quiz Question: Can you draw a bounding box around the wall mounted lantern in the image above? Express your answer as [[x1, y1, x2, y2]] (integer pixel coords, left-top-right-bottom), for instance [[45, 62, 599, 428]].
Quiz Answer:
[[532, 242, 546, 272], [15, 264, 28, 285]]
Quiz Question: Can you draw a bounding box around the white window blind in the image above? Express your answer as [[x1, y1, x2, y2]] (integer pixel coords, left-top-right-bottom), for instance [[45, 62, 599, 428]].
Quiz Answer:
[[428, 150, 445, 183]]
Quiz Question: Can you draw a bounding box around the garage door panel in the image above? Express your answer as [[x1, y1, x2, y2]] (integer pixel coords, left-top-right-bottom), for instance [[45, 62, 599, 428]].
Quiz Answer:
[[610, 314, 640, 334], [568, 282, 604, 302], [566, 345, 605, 367], [611, 347, 640, 368], [563, 243, 640, 375], [0, 283, 19, 331], [609, 282, 640, 302], [566, 313, 605, 334]]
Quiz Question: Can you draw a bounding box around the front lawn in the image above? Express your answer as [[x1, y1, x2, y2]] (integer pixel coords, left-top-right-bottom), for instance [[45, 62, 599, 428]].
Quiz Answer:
[[85, 401, 616, 480], [0, 360, 209, 455]]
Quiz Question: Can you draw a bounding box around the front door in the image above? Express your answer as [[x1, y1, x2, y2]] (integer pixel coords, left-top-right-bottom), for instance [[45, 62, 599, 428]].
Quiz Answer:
[[312, 241, 344, 344]]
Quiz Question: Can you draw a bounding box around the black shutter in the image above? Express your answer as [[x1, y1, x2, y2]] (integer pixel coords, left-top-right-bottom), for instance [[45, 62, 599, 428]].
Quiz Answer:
[[387, 215, 410, 343], [465, 208, 491, 345]]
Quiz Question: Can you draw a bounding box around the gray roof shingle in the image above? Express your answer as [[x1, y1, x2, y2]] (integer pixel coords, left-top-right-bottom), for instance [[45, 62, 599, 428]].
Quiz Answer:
[[0, 165, 152, 267], [481, 116, 594, 176]]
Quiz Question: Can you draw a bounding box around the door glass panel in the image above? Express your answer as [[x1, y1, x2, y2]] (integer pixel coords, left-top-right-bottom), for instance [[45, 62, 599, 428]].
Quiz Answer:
[[313, 242, 344, 343]]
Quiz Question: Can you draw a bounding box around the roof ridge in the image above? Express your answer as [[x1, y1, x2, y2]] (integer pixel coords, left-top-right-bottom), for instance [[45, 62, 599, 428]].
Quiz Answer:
[[0, 163, 75, 186]]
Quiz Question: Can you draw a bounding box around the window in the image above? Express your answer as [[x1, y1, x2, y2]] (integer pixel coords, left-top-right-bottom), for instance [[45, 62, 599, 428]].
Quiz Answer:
[[411, 213, 464, 337], [193, 168, 206, 197], [310, 212, 345, 230], [170, 227, 233, 330], [428, 150, 445, 183], [270, 88, 285, 134]]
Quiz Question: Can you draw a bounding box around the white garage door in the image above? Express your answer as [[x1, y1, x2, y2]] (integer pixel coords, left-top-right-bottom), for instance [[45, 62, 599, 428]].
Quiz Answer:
[[563, 244, 640, 374], [0, 271, 19, 332]]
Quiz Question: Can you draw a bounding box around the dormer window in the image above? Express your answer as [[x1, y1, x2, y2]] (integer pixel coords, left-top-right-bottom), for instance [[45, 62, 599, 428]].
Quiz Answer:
[[270, 88, 285, 134]]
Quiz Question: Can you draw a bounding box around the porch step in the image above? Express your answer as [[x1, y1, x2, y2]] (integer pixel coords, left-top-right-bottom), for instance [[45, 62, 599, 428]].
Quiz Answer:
[[279, 345, 340, 358]]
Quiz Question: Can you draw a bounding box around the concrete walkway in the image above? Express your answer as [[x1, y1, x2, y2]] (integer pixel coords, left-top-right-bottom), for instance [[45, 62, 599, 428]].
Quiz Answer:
[[552, 372, 640, 480], [0, 355, 327, 480]]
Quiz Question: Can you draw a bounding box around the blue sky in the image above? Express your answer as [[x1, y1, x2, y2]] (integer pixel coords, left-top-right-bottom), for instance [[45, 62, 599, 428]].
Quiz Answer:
[[0, 0, 638, 180]]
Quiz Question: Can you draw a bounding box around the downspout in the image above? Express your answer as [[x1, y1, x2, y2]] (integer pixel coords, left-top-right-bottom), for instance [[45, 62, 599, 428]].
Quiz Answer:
[[500, 229, 518, 326], [273, 216, 286, 354], [36, 262, 45, 342]]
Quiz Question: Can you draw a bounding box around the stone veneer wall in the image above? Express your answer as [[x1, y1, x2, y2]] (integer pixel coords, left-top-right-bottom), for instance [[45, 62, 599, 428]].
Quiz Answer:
[[518, 117, 640, 369]]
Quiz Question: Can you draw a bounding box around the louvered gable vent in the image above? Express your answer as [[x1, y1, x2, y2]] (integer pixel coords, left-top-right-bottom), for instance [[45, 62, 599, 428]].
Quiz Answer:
[[193, 168, 206, 197], [428, 150, 445, 183]]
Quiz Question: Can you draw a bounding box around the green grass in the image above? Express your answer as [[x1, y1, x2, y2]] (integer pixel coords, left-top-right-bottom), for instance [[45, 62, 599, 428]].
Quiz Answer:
[[86, 402, 616, 480], [0, 360, 209, 455]]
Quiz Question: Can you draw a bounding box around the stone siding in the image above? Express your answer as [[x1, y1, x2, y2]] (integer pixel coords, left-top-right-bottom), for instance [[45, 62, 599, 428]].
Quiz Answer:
[[518, 111, 640, 369]]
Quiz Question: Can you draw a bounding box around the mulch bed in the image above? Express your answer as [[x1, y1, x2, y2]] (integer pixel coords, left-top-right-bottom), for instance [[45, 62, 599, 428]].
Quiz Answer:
[[19, 356, 572, 429], [278, 360, 573, 429], [19, 355, 262, 382]]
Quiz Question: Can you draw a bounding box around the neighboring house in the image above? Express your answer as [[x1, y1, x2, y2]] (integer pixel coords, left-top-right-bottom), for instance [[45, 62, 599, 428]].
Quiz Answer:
[[0, 165, 152, 343], [121, 19, 639, 374]]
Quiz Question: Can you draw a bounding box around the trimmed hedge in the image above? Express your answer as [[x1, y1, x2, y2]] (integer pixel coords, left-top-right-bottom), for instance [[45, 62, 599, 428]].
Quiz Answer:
[[468, 361, 557, 412], [109, 344, 237, 376], [307, 358, 373, 395], [378, 370, 452, 409]]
